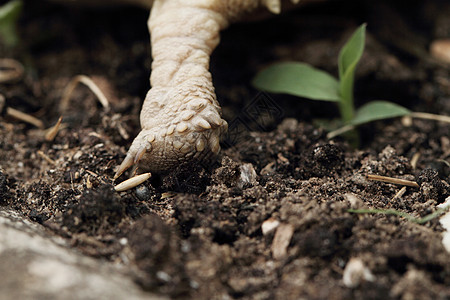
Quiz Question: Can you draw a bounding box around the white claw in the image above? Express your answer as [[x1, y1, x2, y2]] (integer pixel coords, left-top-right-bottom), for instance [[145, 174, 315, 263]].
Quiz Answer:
[[176, 122, 189, 133], [210, 135, 220, 154], [196, 138, 205, 152], [195, 118, 212, 130], [147, 133, 155, 143], [204, 112, 222, 127], [189, 99, 207, 112], [134, 147, 147, 164], [114, 173, 152, 192], [220, 120, 228, 134], [180, 144, 192, 154], [173, 140, 183, 150], [180, 110, 195, 121], [167, 125, 175, 135], [114, 153, 135, 179]]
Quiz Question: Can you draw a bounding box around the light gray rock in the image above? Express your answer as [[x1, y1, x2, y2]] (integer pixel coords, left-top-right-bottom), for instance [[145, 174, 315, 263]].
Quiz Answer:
[[0, 209, 165, 300]]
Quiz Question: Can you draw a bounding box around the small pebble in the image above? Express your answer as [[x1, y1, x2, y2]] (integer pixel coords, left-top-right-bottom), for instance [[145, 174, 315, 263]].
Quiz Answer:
[[262, 217, 280, 235], [135, 185, 150, 201], [238, 163, 257, 188], [343, 258, 375, 288], [271, 223, 294, 260], [156, 271, 171, 282], [345, 193, 363, 209]]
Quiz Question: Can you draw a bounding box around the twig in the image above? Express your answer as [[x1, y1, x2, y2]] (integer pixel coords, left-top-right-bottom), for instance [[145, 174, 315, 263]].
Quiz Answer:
[[327, 112, 450, 139], [391, 186, 407, 201], [86, 176, 93, 189], [45, 116, 63, 141], [117, 122, 130, 140], [0, 58, 24, 83], [327, 124, 355, 139], [70, 172, 75, 193], [410, 153, 420, 170], [37, 150, 56, 165], [6, 107, 45, 129], [348, 207, 449, 224], [0, 94, 4, 112], [161, 192, 177, 199], [439, 159, 450, 168], [367, 174, 419, 188], [85, 170, 99, 177], [410, 112, 450, 123], [59, 75, 110, 112]]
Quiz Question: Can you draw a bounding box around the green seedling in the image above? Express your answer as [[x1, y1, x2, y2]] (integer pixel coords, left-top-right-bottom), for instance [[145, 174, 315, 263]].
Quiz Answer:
[[0, 0, 22, 47], [348, 206, 450, 225], [252, 24, 412, 132]]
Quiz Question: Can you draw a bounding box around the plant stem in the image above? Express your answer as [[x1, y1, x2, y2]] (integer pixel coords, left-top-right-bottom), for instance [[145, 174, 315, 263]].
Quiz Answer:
[[337, 90, 359, 147], [338, 87, 355, 124]]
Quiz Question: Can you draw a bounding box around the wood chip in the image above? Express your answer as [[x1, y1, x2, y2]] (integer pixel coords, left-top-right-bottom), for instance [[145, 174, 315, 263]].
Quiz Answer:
[[0, 94, 5, 112], [391, 186, 407, 201], [86, 176, 93, 189], [410, 153, 420, 170], [85, 170, 99, 177], [161, 192, 177, 199], [0, 58, 24, 83], [45, 116, 63, 141], [260, 161, 276, 175], [430, 39, 450, 64], [271, 223, 294, 260]]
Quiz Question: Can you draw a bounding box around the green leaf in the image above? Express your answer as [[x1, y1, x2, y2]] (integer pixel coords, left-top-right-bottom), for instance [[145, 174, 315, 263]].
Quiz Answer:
[[337, 24, 367, 123], [252, 62, 341, 102], [0, 0, 22, 47], [350, 100, 411, 126], [338, 24, 366, 80]]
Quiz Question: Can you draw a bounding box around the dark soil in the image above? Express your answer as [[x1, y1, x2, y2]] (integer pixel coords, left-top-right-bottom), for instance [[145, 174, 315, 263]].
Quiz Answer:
[[1, 0, 450, 299]]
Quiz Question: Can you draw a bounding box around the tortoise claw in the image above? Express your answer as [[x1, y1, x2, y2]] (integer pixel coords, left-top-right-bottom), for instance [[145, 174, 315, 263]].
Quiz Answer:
[[114, 152, 135, 180]]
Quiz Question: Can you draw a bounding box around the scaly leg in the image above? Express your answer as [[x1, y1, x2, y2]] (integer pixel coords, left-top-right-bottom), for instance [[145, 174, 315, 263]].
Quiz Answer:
[[115, 0, 299, 178]]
